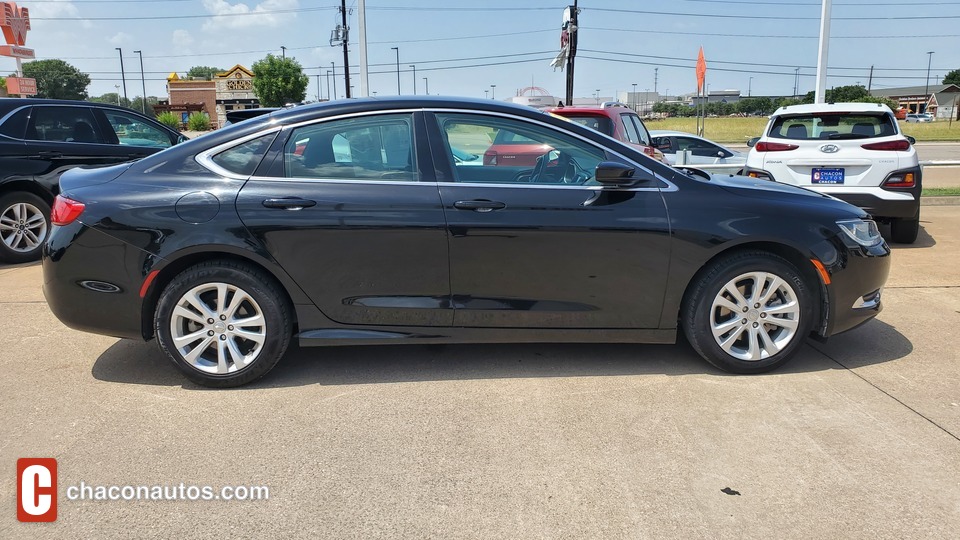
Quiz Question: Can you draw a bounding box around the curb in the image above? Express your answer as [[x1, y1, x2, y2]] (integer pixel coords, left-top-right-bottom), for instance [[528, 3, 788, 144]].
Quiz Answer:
[[921, 196, 960, 206]]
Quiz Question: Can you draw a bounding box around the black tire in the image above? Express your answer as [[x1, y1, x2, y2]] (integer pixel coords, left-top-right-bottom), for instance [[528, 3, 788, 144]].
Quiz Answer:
[[155, 260, 293, 388], [0, 192, 51, 264], [681, 251, 815, 374], [890, 209, 920, 244]]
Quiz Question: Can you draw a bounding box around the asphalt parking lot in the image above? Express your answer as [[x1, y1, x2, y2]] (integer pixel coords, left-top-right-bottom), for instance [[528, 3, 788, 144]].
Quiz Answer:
[[2, 205, 959, 539]]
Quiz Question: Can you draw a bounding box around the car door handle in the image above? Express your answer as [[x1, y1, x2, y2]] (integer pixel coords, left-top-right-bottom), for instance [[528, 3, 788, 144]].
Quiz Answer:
[[262, 198, 317, 210], [38, 151, 62, 158], [453, 200, 506, 212]]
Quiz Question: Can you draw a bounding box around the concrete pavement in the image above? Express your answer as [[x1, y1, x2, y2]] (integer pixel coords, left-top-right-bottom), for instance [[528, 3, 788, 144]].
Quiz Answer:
[[2, 208, 959, 539]]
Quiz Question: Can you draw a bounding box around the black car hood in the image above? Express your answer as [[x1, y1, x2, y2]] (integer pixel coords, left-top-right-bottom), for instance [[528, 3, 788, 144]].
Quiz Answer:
[[59, 163, 132, 194], [709, 174, 867, 216]]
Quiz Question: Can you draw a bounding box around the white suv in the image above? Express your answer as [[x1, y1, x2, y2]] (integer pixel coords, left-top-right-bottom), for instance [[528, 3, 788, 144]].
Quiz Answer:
[[744, 102, 921, 243]]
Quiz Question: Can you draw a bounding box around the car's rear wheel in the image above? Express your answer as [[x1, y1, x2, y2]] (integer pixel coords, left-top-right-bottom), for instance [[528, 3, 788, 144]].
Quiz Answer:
[[0, 192, 50, 264], [890, 209, 920, 244], [155, 261, 292, 387], [682, 251, 815, 373]]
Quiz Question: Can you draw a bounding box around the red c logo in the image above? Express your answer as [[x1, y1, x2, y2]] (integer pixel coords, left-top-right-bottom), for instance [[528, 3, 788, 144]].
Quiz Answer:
[[17, 458, 57, 522]]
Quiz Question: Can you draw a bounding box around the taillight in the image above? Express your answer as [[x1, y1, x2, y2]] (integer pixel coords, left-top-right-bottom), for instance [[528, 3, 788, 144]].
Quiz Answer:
[[754, 141, 799, 152], [483, 150, 497, 166], [51, 195, 85, 225], [862, 139, 911, 151], [643, 147, 655, 158], [883, 172, 915, 188]]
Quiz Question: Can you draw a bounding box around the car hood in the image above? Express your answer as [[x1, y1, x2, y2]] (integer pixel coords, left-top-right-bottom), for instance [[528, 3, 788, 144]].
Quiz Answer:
[[58, 163, 132, 195], [710, 174, 867, 216]]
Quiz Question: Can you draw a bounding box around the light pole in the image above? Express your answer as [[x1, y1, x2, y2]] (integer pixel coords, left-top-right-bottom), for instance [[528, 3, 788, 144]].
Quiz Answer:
[[484, 90, 488, 99], [409, 65, 416, 94], [595, 89, 600, 105], [924, 51, 935, 112], [632, 83, 637, 111], [280, 46, 286, 59], [316, 73, 321, 101], [115, 48, 128, 104], [133, 50, 146, 113], [490, 84, 496, 100], [391, 47, 400, 94], [114, 85, 120, 105], [423, 77, 428, 95], [331, 62, 336, 100], [326, 70, 332, 101], [749, 77, 753, 97]]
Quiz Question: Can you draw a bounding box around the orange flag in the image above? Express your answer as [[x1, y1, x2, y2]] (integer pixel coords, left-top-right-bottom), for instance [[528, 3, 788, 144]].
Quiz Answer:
[[696, 46, 707, 93]]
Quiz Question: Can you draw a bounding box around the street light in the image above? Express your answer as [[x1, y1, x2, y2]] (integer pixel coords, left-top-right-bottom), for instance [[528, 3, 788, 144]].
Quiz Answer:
[[114, 85, 120, 105], [326, 70, 332, 101], [280, 46, 286, 59], [390, 47, 400, 94], [423, 77, 429, 95], [484, 90, 488, 99], [632, 83, 637, 111], [133, 50, 146, 113], [490, 84, 496, 100], [924, 51, 935, 113], [115, 48, 128, 104], [315, 73, 321, 101], [409, 65, 416, 94], [749, 77, 753, 97], [331, 62, 337, 100], [595, 89, 600, 105]]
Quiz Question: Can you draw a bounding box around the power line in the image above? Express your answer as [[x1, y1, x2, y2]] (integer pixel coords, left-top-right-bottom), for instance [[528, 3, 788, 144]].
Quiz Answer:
[[582, 25, 960, 41]]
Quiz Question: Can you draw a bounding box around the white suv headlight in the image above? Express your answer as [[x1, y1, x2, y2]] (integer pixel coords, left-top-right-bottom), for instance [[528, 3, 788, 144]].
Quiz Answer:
[[837, 219, 883, 247]]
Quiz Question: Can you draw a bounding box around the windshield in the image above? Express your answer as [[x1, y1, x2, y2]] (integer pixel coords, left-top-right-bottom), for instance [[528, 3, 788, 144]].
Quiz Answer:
[[769, 112, 896, 140]]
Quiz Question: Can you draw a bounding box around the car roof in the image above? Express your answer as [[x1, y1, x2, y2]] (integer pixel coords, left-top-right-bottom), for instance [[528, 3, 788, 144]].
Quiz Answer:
[[0, 97, 158, 117], [771, 102, 893, 116], [545, 104, 635, 116]]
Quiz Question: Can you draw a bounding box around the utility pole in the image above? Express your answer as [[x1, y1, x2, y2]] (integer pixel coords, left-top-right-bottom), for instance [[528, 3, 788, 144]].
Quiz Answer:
[[409, 65, 416, 94], [340, 0, 352, 98], [814, 0, 832, 104], [116, 48, 128, 104], [391, 47, 400, 94], [358, 0, 369, 96], [133, 50, 146, 113], [867, 65, 874, 92], [564, 1, 578, 106]]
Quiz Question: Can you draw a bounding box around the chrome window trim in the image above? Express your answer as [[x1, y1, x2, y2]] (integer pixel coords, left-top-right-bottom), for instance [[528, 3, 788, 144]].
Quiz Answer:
[[1, 103, 177, 147], [194, 106, 678, 192]]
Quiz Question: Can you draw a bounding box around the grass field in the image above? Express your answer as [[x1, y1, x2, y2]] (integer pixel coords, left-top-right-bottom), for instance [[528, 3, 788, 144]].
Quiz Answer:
[[646, 117, 960, 143], [922, 187, 960, 197]]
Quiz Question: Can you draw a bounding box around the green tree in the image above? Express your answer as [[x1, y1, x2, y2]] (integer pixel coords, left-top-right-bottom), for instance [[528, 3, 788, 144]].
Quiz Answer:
[[943, 69, 960, 86], [20, 59, 91, 100], [802, 84, 869, 104], [89, 93, 131, 108], [736, 97, 775, 115], [186, 66, 223, 80], [251, 54, 308, 107]]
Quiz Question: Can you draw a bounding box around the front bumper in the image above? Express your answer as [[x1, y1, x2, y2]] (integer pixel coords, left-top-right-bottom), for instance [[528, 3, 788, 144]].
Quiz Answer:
[[823, 239, 891, 336]]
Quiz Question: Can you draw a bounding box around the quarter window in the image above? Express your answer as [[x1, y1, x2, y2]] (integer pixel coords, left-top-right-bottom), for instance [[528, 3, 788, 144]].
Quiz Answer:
[[0, 107, 30, 139], [435, 113, 607, 186], [211, 132, 278, 176], [624, 114, 651, 146], [27, 106, 103, 144], [283, 114, 417, 181], [101, 110, 174, 148]]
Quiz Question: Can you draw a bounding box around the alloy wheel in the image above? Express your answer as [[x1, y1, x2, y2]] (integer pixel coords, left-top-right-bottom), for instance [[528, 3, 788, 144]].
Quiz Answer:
[[169, 282, 267, 375], [0, 202, 47, 253], [709, 271, 801, 361]]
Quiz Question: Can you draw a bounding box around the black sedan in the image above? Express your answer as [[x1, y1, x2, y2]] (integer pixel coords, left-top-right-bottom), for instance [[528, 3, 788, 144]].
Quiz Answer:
[[42, 97, 890, 387]]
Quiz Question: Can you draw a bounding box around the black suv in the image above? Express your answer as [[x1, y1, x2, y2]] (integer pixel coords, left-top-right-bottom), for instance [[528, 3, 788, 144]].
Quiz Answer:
[[0, 99, 184, 263]]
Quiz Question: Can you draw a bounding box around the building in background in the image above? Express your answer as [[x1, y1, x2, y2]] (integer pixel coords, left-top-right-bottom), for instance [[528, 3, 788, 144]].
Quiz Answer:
[[155, 65, 260, 129], [870, 84, 960, 119], [505, 87, 559, 109]]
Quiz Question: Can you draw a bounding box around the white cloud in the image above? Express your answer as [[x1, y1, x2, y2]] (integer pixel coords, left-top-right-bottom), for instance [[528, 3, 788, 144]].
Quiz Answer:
[[108, 32, 132, 45], [201, 0, 299, 32], [29, 0, 93, 30], [172, 29, 195, 55]]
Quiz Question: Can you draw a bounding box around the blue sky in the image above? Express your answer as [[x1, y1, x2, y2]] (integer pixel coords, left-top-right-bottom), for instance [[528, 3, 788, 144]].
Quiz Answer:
[[12, 0, 960, 101]]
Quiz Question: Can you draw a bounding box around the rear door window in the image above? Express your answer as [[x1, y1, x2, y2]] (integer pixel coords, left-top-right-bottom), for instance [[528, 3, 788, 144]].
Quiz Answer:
[[99, 109, 175, 148], [0, 107, 30, 139], [620, 114, 641, 144], [27, 106, 103, 144], [623, 114, 651, 146]]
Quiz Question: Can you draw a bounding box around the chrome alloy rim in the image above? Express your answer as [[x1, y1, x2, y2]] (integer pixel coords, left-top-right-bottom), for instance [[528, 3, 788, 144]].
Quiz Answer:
[[169, 283, 266, 374], [710, 272, 801, 361], [0, 202, 47, 253]]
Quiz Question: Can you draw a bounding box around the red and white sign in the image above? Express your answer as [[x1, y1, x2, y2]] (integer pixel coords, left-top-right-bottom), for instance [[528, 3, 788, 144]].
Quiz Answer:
[[0, 2, 30, 46], [17, 458, 58, 522], [0, 44, 32, 58], [6, 76, 36, 95]]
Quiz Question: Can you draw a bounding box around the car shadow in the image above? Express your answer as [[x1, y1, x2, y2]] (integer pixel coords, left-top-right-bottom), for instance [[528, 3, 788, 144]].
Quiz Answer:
[[91, 319, 913, 390], [880, 221, 936, 249], [0, 260, 40, 272]]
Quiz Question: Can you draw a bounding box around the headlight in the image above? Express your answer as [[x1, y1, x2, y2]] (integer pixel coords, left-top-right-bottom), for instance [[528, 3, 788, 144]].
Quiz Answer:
[[836, 219, 883, 247]]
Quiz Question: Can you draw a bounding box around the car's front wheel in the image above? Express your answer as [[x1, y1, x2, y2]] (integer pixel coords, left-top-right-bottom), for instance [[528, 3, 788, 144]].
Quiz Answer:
[[155, 261, 293, 387], [0, 192, 50, 264], [682, 251, 815, 373]]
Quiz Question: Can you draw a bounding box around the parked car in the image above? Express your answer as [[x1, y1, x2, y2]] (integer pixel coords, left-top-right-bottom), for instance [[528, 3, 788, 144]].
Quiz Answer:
[[904, 113, 933, 123], [0, 98, 185, 263], [224, 107, 281, 127], [43, 96, 890, 387], [744, 102, 921, 243], [650, 130, 746, 171], [546, 102, 663, 161]]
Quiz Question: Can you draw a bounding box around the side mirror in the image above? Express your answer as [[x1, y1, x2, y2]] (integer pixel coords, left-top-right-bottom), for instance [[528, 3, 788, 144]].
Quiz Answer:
[[596, 161, 643, 187], [905, 135, 916, 145], [747, 137, 760, 148]]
